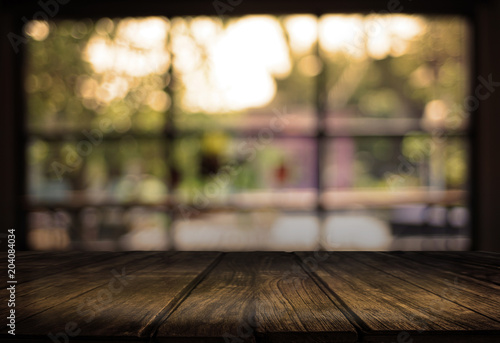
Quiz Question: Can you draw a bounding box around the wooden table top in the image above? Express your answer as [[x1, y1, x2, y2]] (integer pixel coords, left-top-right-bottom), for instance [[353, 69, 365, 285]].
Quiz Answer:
[[1, 251, 499, 342]]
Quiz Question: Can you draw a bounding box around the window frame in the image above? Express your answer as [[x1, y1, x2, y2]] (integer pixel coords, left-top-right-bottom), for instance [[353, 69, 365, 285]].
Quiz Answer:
[[1, 0, 479, 250]]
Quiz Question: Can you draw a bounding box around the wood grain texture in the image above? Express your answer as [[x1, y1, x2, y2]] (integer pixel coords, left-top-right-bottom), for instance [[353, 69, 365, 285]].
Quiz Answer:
[[0, 251, 162, 322], [400, 252, 500, 286], [2, 251, 128, 284], [1, 252, 221, 342], [349, 252, 500, 324], [2, 251, 500, 343], [157, 252, 357, 343], [296, 252, 500, 342], [254, 252, 357, 343], [420, 251, 500, 269], [155, 252, 258, 343]]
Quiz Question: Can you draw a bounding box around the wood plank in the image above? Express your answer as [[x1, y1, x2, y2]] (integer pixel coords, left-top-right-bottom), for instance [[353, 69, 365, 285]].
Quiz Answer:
[[1, 252, 221, 342], [297, 252, 500, 343], [421, 251, 500, 269], [348, 252, 500, 323], [0, 251, 110, 274], [477, 251, 500, 257], [0, 251, 163, 322], [155, 252, 258, 343], [3, 251, 500, 343], [254, 252, 357, 343], [157, 252, 357, 343], [1, 251, 129, 284], [400, 252, 500, 286], [0, 251, 137, 325]]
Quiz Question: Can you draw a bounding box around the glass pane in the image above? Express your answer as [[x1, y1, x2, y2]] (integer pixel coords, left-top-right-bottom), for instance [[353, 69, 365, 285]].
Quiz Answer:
[[170, 15, 317, 134], [171, 135, 317, 209], [173, 211, 320, 251], [322, 135, 468, 191], [28, 210, 73, 250], [27, 138, 168, 204], [319, 15, 469, 134], [24, 14, 471, 251], [25, 18, 171, 134], [28, 207, 170, 251], [323, 208, 470, 251]]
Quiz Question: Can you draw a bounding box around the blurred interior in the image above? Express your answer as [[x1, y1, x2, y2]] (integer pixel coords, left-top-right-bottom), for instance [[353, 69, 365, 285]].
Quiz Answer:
[[21, 14, 472, 251]]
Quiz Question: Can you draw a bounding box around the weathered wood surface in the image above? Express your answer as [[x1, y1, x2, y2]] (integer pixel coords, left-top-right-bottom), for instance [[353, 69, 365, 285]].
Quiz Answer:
[[296, 252, 500, 343], [1, 251, 128, 284], [1, 252, 222, 342], [156, 252, 357, 342], [349, 252, 500, 323], [1, 251, 499, 343], [401, 251, 500, 285], [253, 252, 357, 343]]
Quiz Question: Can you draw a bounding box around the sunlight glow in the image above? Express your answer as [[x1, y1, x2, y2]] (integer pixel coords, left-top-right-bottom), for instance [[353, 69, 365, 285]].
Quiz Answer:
[[284, 15, 318, 54], [422, 99, 449, 130], [84, 17, 170, 77], [173, 16, 291, 113], [298, 55, 323, 76], [320, 15, 365, 58], [82, 14, 424, 112], [25, 20, 50, 41], [320, 14, 424, 59]]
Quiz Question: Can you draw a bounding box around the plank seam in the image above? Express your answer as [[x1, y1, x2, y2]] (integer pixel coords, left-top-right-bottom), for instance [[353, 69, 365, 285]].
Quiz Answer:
[[12, 253, 170, 324], [292, 252, 365, 341], [143, 252, 227, 341], [353, 252, 500, 326]]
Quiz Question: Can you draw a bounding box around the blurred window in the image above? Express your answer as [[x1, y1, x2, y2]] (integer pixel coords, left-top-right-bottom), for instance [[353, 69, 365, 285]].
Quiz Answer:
[[24, 15, 470, 251]]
